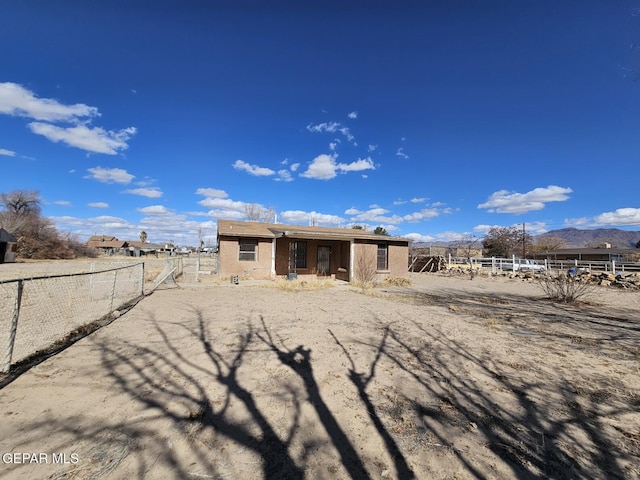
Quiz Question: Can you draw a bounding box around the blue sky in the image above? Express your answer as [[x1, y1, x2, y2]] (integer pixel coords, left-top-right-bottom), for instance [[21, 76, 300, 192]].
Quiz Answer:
[[1, 1, 639, 247]]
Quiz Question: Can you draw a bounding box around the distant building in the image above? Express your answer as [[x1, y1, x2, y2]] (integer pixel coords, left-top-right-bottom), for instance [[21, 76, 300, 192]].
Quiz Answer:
[[87, 235, 128, 256], [0, 228, 17, 263]]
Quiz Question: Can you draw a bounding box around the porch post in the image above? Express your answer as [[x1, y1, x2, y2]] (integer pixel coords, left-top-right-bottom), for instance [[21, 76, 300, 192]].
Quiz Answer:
[[349, 240, 355, 282], [271, 239, 276, 278]]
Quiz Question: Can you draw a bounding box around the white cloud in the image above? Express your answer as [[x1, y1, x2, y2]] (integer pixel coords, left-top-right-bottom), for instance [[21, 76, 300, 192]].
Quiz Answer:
[[348, 111, 358, 119], [124, 187, 163, 198], [478, 185, 572, 214], [337, 157, 375, 173], [233, 159, 275, 177], [593, 207, 640, 226], [28, 122, 136, 155], [86, 166, 134, 184], [410, 197, 426, 203], [88, 202, 109, 208], [329, 142, 338, 151], [339, 127, 355, 143], [393, 199, 407, 206], [473, 222, 548, 235], [196, 188, 228, 198], [346, 206, 404, 225], [205, 209, 246, 220], [301, 154, 339, 180], [279, 210, 345, 226], [53, 200, 71, 206], [0, 82, 99, 122], [472, 224, 496, 234], [402, 208, 441, 222], [198, 196, 246, 212], [307, 121, 341, 134], [0, 148, 16, 157], [55, 215, 135, 231], [368, 144, 377, 152], [137, 205, 168, 215], [306, 121, 355, 143], [396, 147, 409, 159], [0, 82, 136, 154], [276, 169, 293, 182], [404, 233, 436, 243], [563, 217, 590, 227], [290, 163, 300, 172], [301, 154, 375, 180]]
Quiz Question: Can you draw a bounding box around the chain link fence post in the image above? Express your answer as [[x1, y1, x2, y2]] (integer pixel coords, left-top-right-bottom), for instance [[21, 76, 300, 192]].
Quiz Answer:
[[2, 280, 23, 373]]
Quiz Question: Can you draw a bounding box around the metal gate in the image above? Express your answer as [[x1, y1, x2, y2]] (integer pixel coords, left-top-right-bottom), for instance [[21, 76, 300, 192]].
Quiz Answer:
[[317, 246, 331, 275]]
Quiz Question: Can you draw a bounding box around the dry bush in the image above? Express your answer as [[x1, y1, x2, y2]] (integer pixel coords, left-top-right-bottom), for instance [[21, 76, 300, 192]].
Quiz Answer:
[[537, 271, 596, 304], [353, 248, 377, 291], [271, 278, 334, 292], [380, 276, 413, 287]]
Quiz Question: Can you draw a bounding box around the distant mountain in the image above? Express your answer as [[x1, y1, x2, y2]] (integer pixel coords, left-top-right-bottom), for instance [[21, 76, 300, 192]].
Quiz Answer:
[[535, 228, 640, 249]]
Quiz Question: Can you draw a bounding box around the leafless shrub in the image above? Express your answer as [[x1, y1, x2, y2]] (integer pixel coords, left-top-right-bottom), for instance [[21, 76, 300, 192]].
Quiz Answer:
[[353, 248, 377, 291], [537, 271, 596, 304], [271, 278, 333, 292]]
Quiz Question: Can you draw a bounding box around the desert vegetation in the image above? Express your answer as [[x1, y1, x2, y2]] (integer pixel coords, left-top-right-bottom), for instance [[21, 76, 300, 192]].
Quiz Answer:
[[0, 190, 96, 260]]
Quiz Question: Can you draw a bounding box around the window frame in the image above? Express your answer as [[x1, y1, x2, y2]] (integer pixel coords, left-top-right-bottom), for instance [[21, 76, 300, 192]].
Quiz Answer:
[[238, 238, 258, 261], [293, 241, 307, 269], [377, 243, 388, 271]]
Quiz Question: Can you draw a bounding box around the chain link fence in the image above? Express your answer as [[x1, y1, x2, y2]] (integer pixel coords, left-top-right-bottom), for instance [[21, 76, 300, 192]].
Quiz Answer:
[[1, 262, 144, 373]]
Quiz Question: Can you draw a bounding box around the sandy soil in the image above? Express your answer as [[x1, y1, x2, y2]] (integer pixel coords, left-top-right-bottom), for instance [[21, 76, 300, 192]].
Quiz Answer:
[[0, 269, 639, 480]]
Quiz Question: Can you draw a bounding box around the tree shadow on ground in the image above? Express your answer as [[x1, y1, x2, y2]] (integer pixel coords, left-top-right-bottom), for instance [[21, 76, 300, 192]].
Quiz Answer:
[[352, 313, 639, 479], [393, 288, 640, 357], [6, 290, 639, 479]]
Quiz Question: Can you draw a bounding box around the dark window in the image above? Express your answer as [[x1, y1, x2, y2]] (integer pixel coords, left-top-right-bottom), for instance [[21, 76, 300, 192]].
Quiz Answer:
[[239, 239, 258, 261], [377, 244, 388, 270], [294, 241, 307, 268]]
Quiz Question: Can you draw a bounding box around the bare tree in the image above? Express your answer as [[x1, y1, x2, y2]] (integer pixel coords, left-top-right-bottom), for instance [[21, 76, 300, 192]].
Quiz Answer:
[[244, 203, 276, 223], [0, 189, 94, 259], [353, 247, 377, 291], [0, 190, 41, 234], [458, 234, 479, 280], [482, 226, 533, 258]]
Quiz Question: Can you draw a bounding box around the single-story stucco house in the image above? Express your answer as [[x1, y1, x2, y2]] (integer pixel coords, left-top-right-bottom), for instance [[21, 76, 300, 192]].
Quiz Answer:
[[0, 228, 17, 263], [217, 220, 410, 282]]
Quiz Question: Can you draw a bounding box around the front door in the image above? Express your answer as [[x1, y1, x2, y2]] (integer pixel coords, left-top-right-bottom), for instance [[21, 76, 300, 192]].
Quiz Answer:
[[317, 246, 331, 276]]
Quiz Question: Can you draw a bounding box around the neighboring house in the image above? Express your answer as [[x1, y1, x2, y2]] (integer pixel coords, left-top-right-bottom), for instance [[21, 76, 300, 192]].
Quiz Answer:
[[0, 228, 17, 263], [217, 220, 410, 281], [87, 235, 128, 256], [126, 241, 163, 257]]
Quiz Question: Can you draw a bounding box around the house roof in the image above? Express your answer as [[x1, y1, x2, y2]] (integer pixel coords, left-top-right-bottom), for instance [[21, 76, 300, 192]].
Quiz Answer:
[[217, 220, 410, 243], [127, 241, 164, 251], [87, 235, 118, 243], [88, 240, 128, 249]]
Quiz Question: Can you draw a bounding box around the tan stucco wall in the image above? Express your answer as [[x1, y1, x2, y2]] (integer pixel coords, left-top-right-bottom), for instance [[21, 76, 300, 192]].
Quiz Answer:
[[353, 241, 408, 281], [217, 236, 274, 280], [388, 243, 409, 277]]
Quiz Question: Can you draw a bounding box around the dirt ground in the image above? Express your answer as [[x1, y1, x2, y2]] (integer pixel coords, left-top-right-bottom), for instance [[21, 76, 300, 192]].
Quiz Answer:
[[0, 262, 639, 479]]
